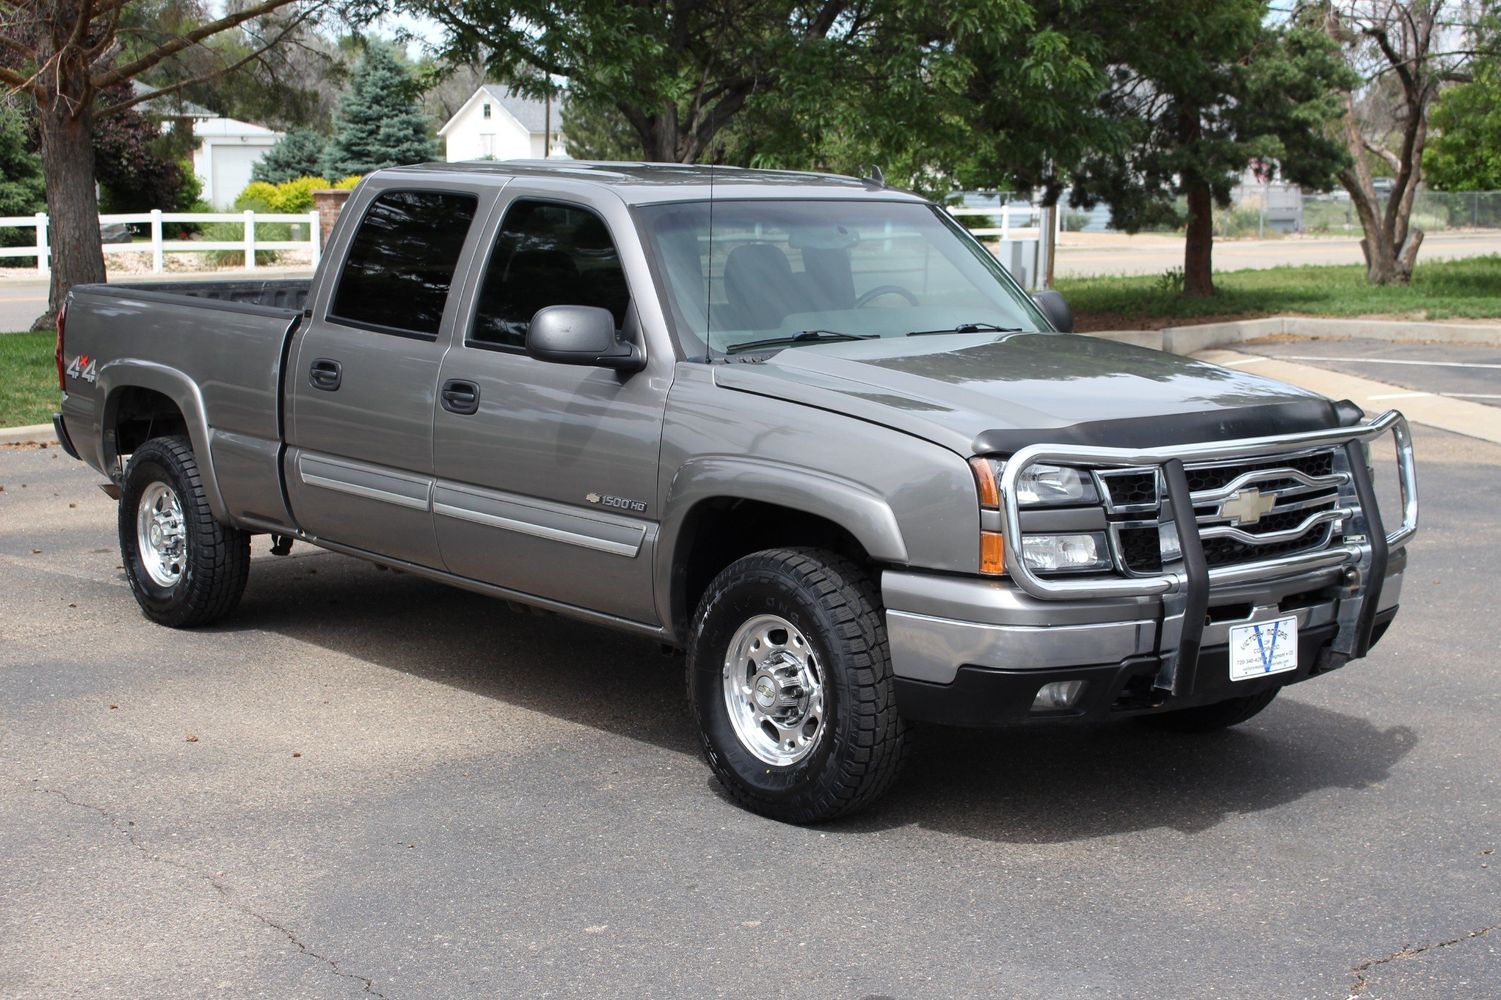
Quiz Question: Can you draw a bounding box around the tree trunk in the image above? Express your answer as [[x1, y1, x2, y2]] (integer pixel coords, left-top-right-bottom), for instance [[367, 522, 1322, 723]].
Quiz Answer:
[[1183, 180, 1215, 298], [38, 96, 107, 324]]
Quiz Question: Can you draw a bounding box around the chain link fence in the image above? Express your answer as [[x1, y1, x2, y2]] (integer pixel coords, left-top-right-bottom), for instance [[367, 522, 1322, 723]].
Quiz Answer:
[[1304, 189, 1501, 235]]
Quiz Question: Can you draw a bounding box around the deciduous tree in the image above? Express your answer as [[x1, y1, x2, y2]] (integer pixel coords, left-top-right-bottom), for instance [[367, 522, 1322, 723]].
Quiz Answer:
[[1320, 0, 1484, 283], [415, 0, 1022, 167], [0, 0, 343, 322], [1423, 55, 1501, 190], [1071, 3, 1352, 297]]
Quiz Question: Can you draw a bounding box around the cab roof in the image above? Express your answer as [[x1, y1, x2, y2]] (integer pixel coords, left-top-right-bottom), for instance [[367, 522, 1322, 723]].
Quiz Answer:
[[382, 160, 931, 206]]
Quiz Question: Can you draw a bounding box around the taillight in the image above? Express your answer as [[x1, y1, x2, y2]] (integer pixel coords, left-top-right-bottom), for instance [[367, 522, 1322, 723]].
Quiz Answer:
[[54, 300, 67, 391]]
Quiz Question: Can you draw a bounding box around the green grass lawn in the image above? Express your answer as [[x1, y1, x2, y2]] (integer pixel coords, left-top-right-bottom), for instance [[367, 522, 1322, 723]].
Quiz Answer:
[[1059, 254, 1501, 331], [0, 331, 58, 428]]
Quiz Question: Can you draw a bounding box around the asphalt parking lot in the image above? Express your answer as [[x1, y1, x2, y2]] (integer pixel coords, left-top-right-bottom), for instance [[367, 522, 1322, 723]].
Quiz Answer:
[[1245, 338, 1501, 409], [2, 419, 1498, 999]]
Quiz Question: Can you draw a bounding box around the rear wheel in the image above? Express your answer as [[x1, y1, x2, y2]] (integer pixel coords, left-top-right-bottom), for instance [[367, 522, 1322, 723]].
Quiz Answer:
[[1137, 688, 1280, 733], [119, 436, 250, 628], [687, 547, 907, 822]]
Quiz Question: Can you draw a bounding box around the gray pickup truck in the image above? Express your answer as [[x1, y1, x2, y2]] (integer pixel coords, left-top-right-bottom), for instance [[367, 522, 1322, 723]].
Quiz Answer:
[[53, 162, 1418, 822]]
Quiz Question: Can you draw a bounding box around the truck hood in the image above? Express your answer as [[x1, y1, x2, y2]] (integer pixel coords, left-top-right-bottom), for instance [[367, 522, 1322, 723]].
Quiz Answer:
[[712, 332, 1350, 455]]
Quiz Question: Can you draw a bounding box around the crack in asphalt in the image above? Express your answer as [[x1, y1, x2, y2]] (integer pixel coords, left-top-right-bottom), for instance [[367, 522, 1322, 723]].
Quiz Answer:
[[30, 781, 391, 999], [1346, 924, 1498, 998]]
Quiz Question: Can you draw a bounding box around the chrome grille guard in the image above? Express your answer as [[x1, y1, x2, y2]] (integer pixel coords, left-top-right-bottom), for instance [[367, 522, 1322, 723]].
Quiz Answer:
[[997, 410, 1418, 692]]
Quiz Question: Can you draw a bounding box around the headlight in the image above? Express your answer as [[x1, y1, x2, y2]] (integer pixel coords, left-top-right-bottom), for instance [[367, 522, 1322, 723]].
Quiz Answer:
[[968, 458, 1100, 508], [1021, 532, 1111, 573], [1015, 464, 1099, 506]]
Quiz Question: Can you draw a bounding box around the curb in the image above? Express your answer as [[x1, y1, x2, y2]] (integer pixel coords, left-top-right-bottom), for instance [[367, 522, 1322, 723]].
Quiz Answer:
[[0, 422, 57, 446], [1087, 316, 1501, 354]]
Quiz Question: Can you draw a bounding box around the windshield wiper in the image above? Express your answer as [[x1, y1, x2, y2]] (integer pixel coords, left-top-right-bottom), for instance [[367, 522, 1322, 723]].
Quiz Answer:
[[724, 330, 878, 354], [906, 322, 1021, 336]]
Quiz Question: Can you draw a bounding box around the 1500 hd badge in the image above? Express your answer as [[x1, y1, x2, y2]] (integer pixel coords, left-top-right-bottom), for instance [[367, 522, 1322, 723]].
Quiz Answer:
[[65, 355, 97, 383], [585, 492, 648, 513]]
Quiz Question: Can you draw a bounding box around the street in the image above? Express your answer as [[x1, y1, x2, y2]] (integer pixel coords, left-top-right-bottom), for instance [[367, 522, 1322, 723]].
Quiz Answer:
[[1053, 229, 1501, 278], [2, 408, 1497, 998]]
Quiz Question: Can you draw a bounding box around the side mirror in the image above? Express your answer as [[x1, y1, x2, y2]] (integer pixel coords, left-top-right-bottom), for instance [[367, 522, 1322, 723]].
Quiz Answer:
[[1032, 289, 1074, 333], [526, 305, 645, 373]]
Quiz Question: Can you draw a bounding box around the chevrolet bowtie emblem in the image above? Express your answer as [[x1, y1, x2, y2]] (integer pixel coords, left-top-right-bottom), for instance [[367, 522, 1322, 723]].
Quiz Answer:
[[1220, 487, 1278, 526]]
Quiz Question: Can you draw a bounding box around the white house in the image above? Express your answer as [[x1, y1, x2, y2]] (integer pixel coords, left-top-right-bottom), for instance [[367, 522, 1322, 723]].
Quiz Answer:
[[438, 85, 566, 162], [192, 118, 282, 208]]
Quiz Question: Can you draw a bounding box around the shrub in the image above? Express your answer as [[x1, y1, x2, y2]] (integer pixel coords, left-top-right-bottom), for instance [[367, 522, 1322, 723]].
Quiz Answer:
[[270, 175, 331, 214], [334, 174, 363, 190], [201, 175, 333, 265]]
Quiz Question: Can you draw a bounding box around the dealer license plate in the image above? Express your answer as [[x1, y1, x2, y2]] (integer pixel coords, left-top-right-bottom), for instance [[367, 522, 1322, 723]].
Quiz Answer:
[[1228, 615, 1299, 681]]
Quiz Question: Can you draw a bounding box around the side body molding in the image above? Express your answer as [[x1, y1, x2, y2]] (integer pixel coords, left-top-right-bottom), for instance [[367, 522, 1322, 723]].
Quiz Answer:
[[655, 456, 909, 634], [96, 359, 230, 522]]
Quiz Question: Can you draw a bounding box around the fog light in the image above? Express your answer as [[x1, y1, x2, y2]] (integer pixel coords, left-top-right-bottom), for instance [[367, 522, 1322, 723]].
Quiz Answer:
[[1032, 680, 1087, 712], [1020, 532, 1110, 573]]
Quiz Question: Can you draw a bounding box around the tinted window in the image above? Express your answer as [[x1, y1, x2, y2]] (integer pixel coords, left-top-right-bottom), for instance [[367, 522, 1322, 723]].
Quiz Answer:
[[330, 190, 479, 336], [470, 200, 630, 349]]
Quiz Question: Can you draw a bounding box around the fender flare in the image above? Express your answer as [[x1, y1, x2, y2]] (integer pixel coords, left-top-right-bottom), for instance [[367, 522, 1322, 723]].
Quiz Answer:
[[655, 456, 909, 636], [97, 359, 230, 523]]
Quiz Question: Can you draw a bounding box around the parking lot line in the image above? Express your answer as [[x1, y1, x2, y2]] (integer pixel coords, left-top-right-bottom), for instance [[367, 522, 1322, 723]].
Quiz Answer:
[[1274, 355, 1501, 370], [1196, 349, 1501, 445]]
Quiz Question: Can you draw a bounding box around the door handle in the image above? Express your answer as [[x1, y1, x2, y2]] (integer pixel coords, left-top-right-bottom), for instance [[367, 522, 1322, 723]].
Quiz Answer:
[[441, 379, 480, 415], [309, 358, 341, 391]]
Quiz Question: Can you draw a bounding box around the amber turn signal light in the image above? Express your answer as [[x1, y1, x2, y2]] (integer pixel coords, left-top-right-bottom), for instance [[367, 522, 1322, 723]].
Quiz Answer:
[[969, 457, 1000, 509], [980, 530, 1006, 576]]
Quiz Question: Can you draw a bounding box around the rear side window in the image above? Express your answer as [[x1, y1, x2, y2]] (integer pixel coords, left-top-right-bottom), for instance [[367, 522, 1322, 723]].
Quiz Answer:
[[469, 200, 630, 349], [330, 190, 479, 337]]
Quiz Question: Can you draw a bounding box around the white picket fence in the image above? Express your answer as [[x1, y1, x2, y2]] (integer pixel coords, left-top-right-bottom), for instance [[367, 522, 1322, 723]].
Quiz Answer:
[[0, 210, 322, 274]]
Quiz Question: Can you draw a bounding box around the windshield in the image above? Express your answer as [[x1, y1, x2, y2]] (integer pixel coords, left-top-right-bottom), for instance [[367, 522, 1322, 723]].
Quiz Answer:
[[635, 199, 1049, 359]]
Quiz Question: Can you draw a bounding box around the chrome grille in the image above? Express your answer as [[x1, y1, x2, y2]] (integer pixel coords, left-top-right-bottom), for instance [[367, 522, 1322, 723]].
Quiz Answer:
[[1104, 448, 1348, 574]]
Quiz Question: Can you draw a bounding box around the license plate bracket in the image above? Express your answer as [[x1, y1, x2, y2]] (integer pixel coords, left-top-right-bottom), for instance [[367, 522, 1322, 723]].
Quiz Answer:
[[1228, 615, 1299, 681]]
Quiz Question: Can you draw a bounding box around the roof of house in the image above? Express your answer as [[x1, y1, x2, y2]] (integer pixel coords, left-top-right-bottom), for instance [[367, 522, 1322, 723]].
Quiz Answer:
[[438, 84, 556, 137], [130, 80, 215, 120], [192, 117, 281, 139]]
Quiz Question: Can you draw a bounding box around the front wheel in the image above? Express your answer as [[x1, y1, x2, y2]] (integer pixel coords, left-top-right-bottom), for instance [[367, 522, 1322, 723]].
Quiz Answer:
[[1137, 688, 1280, 733], [687, 548, 907, 822], [119, 436, 250, 628]]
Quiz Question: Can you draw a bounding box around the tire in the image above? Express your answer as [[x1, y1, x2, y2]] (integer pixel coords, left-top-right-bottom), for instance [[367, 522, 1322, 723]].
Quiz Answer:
[[687, 547, 907, 822], [119, 435, 250, 628], [1137, 688, 1280, 734]]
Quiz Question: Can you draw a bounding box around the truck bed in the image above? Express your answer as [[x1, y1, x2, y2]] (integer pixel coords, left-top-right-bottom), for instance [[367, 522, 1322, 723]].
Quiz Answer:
[[106, 278, 312, 312], [58, 280, 309, 529]]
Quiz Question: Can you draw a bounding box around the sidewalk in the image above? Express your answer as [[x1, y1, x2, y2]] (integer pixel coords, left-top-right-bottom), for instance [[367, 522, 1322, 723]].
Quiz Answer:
[[1192, 349, 1501, 446]]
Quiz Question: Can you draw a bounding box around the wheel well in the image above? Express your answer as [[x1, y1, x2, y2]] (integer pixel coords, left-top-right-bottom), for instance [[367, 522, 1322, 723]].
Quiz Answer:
[[673, 498, 871, 638], [111, 387, 188, 457]]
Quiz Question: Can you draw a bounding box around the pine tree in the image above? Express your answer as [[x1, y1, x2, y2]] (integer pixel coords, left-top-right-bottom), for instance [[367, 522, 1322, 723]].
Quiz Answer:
[[0, 102, 46, 257], [321, 46, 436, 177], [253, 127, 329, 184]]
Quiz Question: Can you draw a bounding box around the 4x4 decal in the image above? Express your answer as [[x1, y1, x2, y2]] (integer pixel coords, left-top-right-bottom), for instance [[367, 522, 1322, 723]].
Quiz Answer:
[[65, 354, 97, 383]]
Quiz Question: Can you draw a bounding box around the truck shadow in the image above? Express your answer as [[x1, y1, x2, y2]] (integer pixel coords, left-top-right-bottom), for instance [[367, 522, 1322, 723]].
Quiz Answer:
[[225, 550, 1418, 845]]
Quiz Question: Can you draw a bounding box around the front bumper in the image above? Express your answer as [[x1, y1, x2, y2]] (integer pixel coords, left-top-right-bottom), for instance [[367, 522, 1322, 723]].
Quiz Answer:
[[886, 563, 1402, 725], [884, 409, 1417, 726]]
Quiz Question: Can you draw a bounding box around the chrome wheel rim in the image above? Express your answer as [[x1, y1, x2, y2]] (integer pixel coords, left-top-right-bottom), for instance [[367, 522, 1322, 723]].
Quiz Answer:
[[722, 614, 826, 766], [136, 481, 186, 588]]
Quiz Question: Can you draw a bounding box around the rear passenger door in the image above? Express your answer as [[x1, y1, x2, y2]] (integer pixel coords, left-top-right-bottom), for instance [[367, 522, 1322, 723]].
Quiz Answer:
[[431, 194, 669, 625], [285, 184, 492, 567]]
